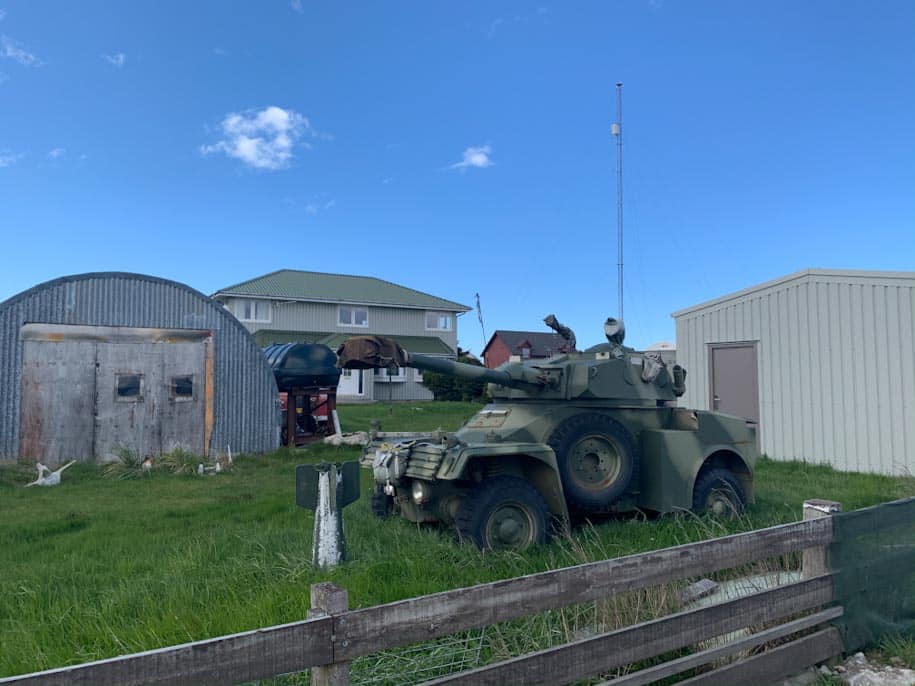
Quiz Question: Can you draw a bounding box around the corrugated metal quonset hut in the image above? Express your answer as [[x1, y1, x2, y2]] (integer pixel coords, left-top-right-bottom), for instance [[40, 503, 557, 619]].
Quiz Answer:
[[672, 269, 915, 476], [0, 272, 280, 463]]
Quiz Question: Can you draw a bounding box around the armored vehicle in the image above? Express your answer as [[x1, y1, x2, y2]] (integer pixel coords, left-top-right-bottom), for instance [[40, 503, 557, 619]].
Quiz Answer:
[[337, 317, 758, 550]]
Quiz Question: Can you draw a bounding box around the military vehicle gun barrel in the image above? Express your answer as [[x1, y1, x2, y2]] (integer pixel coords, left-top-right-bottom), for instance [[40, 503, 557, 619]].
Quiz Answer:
[[336, 335, 546, 390]]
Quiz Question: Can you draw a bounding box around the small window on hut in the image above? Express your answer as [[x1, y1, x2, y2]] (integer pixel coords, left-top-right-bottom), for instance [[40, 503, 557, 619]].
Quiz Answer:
[[171, 375, 194, 401], [116, 374, 143, 401]]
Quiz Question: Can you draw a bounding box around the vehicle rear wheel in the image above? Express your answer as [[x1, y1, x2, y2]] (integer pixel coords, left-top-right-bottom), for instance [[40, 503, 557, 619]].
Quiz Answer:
[[547, 413, 639, 511], [455, 476, 549, 551], [692, 467, 746, 517], [371, 483, 394, 518]]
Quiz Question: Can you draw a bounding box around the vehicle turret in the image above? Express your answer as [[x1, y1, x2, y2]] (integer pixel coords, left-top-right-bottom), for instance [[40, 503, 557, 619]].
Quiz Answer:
[[336, 317, 687, 406]]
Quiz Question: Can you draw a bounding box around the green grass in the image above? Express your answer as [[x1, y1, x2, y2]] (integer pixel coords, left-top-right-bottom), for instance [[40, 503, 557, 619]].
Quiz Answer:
[[336, 399, 482, 433], [1, 400, 913, 679]]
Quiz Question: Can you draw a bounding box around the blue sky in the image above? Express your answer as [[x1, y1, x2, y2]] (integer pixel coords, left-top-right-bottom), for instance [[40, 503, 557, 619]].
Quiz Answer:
[[1, 1, 913, 353]]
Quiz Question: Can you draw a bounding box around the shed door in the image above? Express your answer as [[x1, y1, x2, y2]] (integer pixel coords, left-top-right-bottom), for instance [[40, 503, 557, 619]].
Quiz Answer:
[[709, 343, 759, 422], [19, 340, 97, 461], [18, 324, 209, 462], [94, 341, 206, 461]]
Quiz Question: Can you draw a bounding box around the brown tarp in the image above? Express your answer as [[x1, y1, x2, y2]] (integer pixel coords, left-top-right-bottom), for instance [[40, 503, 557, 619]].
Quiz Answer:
[[336, 336, 409, 370]]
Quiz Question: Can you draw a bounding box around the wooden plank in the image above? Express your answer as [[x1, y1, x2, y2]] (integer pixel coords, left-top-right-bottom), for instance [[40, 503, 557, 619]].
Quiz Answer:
[[309, 583, 350, 686], [802, 499, 840, 579], [0, 616, 333, 686], [419, 575, 834, 686], [675, 627, 844, 686], [337, 517, 831, 659], [596, 606, 844, 686]]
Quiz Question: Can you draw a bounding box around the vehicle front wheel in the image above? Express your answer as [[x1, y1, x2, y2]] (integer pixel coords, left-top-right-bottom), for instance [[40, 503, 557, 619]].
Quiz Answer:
[[692, 468, 746, 518], [455, 476, 550, 551]]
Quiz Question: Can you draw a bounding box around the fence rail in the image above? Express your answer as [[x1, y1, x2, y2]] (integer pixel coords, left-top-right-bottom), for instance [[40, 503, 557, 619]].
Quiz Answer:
[[0, 498, 870, 686]]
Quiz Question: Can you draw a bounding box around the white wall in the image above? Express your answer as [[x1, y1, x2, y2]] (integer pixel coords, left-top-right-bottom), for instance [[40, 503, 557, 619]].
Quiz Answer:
[[674, 270, 915, 476], [223, 298, 460, 352]]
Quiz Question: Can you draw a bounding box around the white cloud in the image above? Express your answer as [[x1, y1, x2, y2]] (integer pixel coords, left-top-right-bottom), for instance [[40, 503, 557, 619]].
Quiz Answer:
[[201, 105, 318, 170], [306, 197, 335, 214], [47, 147, 65, 159], [485, 15, 530, 39], [102, 52, 127, 68], [1, 35, 43, 67], [450, 145, 494, 171], [0, 151, 21, 167], [290, 0, 304, 13], [484, 10, 549, 38]]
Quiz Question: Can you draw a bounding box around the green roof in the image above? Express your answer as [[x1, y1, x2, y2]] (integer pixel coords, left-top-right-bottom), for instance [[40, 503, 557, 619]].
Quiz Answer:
[[253, 330, 455, 355], [214, 269, 469, 312]]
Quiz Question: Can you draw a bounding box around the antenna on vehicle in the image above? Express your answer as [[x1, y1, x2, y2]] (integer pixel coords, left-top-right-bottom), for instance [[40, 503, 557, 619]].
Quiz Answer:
[[612, 82, 624, 320]]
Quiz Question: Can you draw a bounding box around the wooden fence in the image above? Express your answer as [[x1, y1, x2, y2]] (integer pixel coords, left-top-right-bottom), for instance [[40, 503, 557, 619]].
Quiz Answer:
[[0, 499, 853, 686]]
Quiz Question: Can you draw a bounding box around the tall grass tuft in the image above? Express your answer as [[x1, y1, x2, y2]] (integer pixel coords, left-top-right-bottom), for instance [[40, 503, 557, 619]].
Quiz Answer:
[[159, 447, 202, 475], [101, 446, 149, 480], [877, 634, 915, 669]]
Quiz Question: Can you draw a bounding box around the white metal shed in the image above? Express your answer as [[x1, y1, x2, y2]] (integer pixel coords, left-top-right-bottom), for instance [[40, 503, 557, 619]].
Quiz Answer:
[[672, 269, 915, 475]]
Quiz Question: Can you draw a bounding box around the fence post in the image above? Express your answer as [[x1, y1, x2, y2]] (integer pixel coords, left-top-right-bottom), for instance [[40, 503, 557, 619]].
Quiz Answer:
[[802, 499, 842, 579], [308, 582, 350, 686]]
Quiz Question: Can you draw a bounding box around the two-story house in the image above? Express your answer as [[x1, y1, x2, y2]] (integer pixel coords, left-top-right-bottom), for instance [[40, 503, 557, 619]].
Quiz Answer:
[[212, 269, 470, 401], [482, 330, 573, 369]]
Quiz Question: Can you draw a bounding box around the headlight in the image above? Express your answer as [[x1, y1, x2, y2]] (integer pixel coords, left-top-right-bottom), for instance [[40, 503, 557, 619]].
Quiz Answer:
[[411, 480, 431, 505]]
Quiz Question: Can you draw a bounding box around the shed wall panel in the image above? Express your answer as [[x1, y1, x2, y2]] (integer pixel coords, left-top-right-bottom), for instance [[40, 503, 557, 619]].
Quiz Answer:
[[19, 340, 97, 461], [675, 270, 915, 476]]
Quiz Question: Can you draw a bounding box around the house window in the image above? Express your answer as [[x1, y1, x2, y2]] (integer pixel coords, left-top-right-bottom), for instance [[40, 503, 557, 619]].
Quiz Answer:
[[170, 375, 194, 401], [425, 312, 453, 331], [116, 373, 143, 402], [521, 347, 531, 359], [339, 306, 369, 327], [341, 368, 352, 377], [414, 369, 424, 382], [374, 366, 405, 381], [235, 299, 271, 323]]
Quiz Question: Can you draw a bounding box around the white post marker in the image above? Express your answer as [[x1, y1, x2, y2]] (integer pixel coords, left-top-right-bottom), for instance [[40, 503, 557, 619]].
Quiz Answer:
[[332, 409, 342, 436], [296, 461, 361, 570], [313, 464, 342, 568]]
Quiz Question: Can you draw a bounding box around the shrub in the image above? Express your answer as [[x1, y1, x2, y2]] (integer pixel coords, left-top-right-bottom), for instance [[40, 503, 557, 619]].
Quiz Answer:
[[421, 354, 486, 401]]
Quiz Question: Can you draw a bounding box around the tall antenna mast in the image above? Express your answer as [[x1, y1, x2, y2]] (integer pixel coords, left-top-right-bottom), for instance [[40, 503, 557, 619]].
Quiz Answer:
[[612, 82, 624, 320], [475, 292, 487, 351]]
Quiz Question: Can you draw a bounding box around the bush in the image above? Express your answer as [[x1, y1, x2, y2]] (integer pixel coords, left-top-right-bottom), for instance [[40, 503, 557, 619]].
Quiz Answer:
[[421, 354, 487, 401]]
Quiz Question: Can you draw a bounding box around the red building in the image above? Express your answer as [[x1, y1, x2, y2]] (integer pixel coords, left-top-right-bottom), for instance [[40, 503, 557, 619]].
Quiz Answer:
[[482, 330, 574, 369]]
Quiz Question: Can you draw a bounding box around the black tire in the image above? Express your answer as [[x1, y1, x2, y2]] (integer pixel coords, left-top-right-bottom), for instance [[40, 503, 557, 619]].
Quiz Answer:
[[455, 476, 550, 551], [692, 468, 746, 518], [547, 413, 639, 511], [371, 484, 394, 518]]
